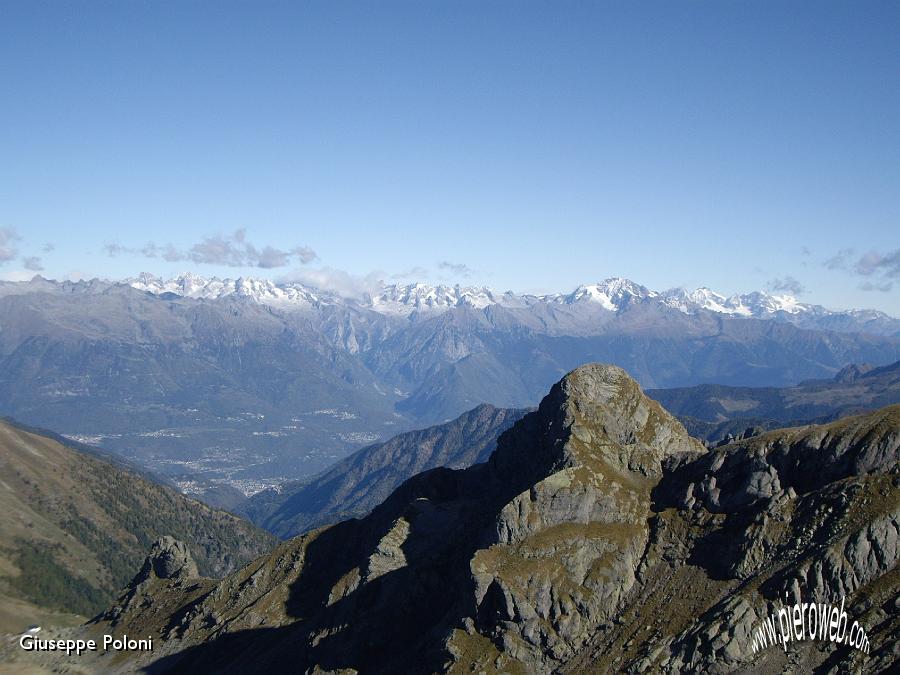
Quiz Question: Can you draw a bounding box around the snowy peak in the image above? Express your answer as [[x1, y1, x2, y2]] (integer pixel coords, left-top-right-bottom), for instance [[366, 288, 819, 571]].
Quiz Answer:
[[127, 275, 504, 314], [556, 277, 656, 310], [111, 273, 895, 330], [129, 272, 211, 298], [658, 287, 808, 317], [735, 291, 806, 316], [661, 287, 748, 315], [126, 273, 326, 306], [369, 283, 500, 315]]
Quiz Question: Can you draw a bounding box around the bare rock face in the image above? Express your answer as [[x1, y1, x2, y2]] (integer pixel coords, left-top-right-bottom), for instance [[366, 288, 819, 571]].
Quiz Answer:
[[72, 366, 899, 675], [490, 364, 702, 482], [145, 536, 200, 580], [460, 365, 705, 669]]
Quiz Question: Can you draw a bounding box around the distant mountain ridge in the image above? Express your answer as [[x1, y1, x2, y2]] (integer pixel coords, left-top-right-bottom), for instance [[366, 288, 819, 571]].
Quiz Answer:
[[0, 274, 898, 487], [5, 273, 894, 332], [120, 272, 899, 332], [649, 359, 900, 442]]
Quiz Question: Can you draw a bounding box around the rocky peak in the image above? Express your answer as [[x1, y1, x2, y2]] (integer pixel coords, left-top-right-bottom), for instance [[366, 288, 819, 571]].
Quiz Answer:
[[143, 536, 200, 581], [96, 537, 201, 627], [490, 363, 704, 482], [555, 364, 701, 454]]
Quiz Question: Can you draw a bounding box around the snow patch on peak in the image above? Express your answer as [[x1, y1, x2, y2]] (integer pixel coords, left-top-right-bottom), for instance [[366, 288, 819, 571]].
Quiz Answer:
[[116, 274, 893, 329], [737, 291, 806, 315], [130, 272, 216, 298], [551, 277, 656, 310], [662, 287, 749, 315], [660, 287, 810, 317], [126, 273, 326, 307], [369, 283, 500, 315]]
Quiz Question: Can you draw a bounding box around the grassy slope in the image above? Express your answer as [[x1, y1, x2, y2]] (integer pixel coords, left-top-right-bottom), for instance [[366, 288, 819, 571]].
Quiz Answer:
[[0, 420, 276, 632]]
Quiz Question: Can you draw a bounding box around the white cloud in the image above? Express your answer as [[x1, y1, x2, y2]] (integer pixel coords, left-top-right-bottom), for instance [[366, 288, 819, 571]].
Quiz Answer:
[[766, 276, 804, 295], [0, 227, 21, 264], [284, 266, 385, 298], [22, 256, 44, 271], [104, 228, 317, 269], [0, 269, 36, 282], [825, 247, 900, 293], [824, 248, 855, 271], [437, 260, 475, 278], [854, 249, 900, 278]]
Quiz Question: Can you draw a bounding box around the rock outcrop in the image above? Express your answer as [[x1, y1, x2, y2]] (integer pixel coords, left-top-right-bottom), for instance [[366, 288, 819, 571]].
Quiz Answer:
[[97, 537, 204, 628], [145, 537, 200, 581]]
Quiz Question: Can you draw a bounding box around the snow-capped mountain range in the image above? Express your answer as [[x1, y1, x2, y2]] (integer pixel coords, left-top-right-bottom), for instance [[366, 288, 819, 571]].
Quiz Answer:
[[1, 271, 898, 486], [124, 272, 892, 323], [127, 272, 326, 307]]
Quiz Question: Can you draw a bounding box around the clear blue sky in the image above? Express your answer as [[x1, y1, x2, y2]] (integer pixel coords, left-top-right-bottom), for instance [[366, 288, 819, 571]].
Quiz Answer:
[[1, 1, 898, 313]]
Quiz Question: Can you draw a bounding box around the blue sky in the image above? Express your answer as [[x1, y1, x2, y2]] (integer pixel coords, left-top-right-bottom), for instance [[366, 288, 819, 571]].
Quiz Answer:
[[1, 1, 898, 313]]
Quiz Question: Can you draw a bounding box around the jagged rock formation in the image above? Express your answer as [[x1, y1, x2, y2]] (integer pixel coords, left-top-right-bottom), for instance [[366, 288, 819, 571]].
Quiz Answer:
[[98, 538, 201, 626], [598, 403, 900, 673], [8, 364, 898, 674], [249, 359, 900, 538], [143, 537, 199, 581]]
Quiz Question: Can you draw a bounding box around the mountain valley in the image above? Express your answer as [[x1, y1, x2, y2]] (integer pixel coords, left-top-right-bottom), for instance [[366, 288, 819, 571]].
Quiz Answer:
[[240, 403, 528, 538], [5, 4, 896, 672]]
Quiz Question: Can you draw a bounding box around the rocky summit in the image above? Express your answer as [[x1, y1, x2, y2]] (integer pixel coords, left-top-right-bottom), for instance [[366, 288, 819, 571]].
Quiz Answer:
[[8, 364, 898, 674]]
